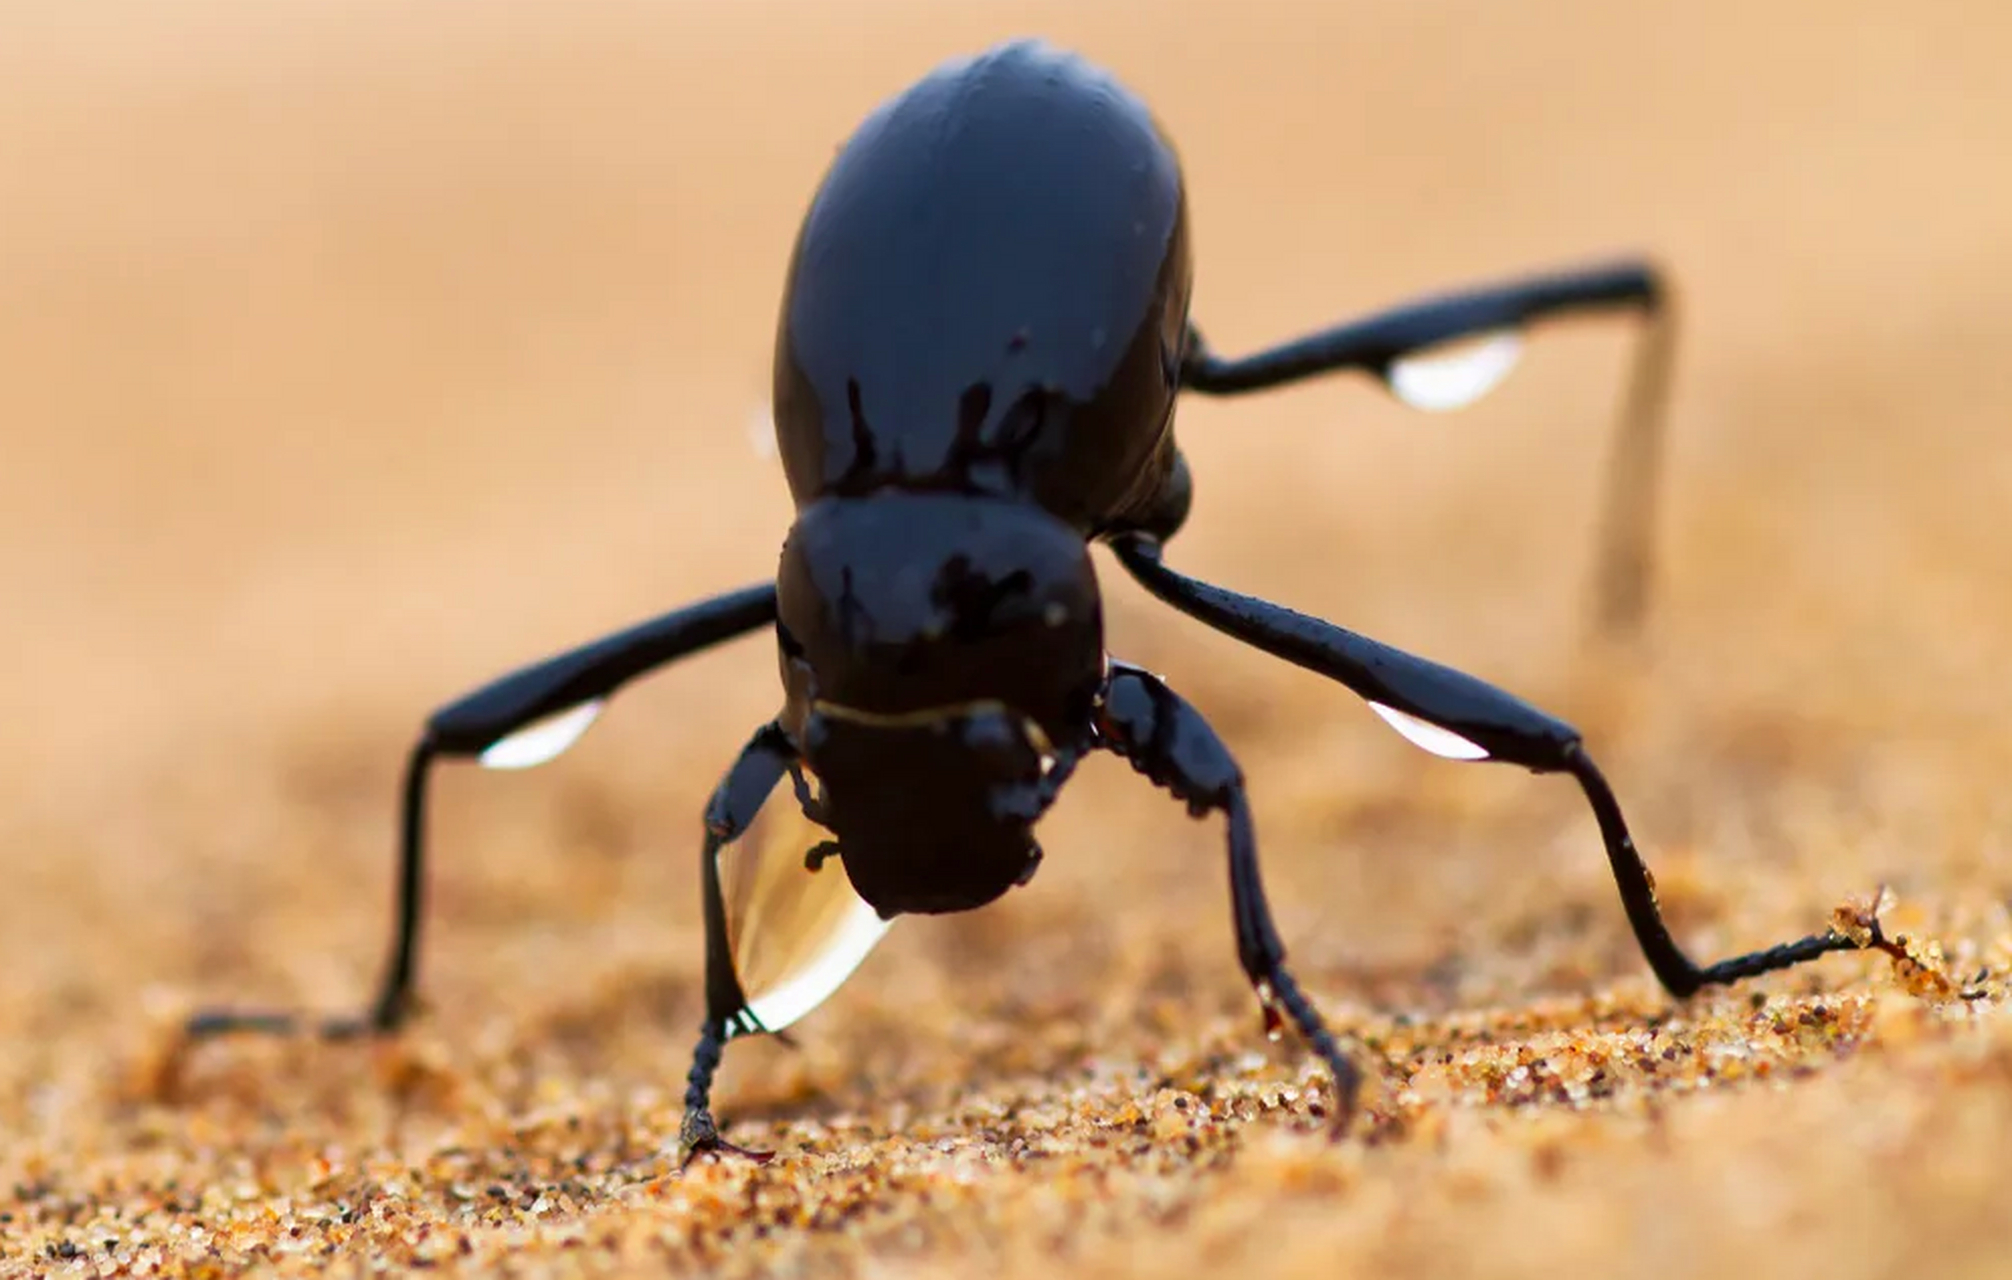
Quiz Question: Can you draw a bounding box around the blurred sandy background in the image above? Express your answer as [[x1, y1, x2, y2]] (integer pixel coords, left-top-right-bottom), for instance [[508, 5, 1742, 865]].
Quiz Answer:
[[3, 0, 2011, 1275]]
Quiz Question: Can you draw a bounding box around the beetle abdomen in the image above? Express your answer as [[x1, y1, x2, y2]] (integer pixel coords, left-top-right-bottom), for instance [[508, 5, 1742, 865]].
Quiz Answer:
[[772, 39, 1192, 527]]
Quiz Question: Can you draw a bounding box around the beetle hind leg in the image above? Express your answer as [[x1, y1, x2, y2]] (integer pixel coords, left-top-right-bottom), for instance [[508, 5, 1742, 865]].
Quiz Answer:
[[1180, 258, 1673, 635]]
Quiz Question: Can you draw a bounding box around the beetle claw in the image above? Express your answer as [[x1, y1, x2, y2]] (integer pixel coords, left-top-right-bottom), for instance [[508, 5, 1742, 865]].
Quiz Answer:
[[677, 1109, 775, 1168]]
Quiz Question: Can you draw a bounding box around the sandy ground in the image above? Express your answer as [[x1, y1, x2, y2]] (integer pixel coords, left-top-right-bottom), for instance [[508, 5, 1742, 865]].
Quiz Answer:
[[4, 0, 2012, 1275]]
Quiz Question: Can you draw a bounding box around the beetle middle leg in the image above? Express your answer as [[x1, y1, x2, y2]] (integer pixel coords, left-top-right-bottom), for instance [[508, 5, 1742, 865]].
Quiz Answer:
[[1095, 660, 1364, 1126], [1111, 534, 1868, 999], [1180, 259, 1673, 633], [182, 582, 778, 1043]]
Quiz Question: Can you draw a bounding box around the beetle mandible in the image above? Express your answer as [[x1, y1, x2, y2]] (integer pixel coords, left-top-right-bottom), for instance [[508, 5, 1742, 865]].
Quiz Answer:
[[188, 39, 1874, 1160]]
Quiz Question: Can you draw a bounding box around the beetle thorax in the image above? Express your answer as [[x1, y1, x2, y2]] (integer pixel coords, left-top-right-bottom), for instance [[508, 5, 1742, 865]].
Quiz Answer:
[[774, 492, 1104, 742]]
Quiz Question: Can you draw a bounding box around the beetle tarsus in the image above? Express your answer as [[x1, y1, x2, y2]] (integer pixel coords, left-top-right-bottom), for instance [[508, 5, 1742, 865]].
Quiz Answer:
[[677, 1111, 776, 1167], [1252, 962, 1363, 1130], [179, 1005, 390, 1044], [181, 1009, 306, 1039], [677, 1018, 775, 1167]]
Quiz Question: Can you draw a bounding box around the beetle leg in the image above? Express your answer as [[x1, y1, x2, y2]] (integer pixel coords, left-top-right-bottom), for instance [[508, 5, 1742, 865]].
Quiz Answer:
[[680, 721, 800, 1167], [1111, 535, 1868, 999], [1095, 661, 1364, 1129], [1181, 259, 1671, 633], [182, 583, 778, 1043]]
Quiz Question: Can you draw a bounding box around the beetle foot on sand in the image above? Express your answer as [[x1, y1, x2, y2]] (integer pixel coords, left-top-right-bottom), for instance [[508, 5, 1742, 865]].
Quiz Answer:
[[1831, 885, 1988, 1002], [677, 1109, 776, 1168]]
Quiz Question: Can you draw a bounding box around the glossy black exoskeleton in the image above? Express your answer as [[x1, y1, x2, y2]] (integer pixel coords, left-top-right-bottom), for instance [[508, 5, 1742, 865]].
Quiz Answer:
[[187, 39, 1874, 1161]]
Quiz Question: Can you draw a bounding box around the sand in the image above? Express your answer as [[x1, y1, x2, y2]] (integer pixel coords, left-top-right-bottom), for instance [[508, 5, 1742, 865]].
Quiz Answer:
[[3, 0, 2010, 1275]]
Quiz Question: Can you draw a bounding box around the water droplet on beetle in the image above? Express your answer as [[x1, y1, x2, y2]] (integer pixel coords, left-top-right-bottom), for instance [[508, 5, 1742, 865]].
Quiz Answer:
[[478, 700, 606, 770], [718, 788, 893, 1035], [1367, 702, 1491, 761], [1387, 330, 1524, 412]]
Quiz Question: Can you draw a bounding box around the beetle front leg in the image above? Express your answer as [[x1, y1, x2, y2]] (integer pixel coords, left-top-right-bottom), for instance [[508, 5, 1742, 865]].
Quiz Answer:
[[1095, 661, 1364, 1128], [679, 721, 798, 1167]]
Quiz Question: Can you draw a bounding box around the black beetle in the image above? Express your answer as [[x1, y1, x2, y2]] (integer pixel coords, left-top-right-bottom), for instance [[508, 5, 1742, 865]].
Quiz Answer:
[[189, 39, 1872, 1160]]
